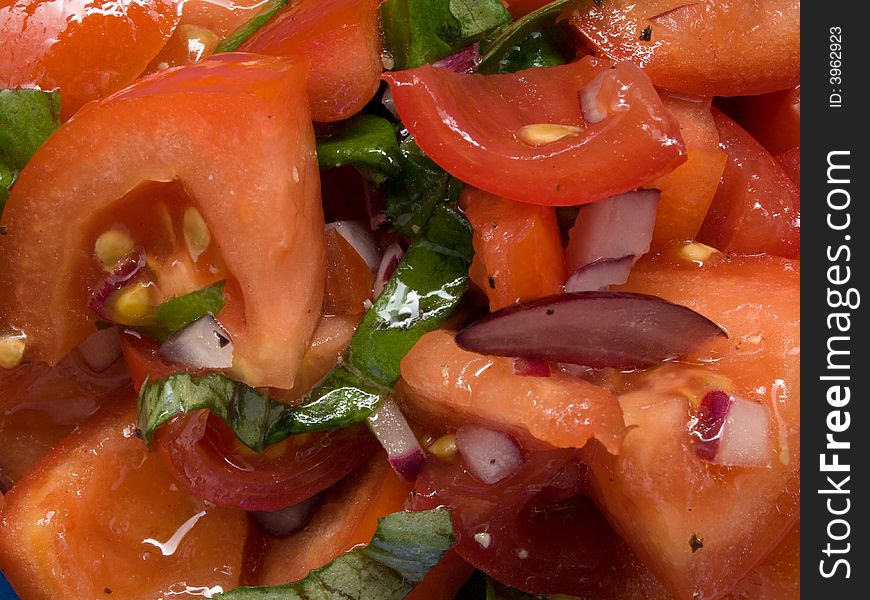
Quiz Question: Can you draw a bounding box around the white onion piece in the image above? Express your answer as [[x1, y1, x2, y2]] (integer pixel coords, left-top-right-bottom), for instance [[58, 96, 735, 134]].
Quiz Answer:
[[367, 399, 425, 482], [565, 256, 634, 292], [252, 494, 320, 538], [325, 220, 380, 271], [158, 315, 234, 369], [382, 87, 398, 118], [580, 71, 609, 124], [565, 190, 660, 274], [373, 242, 404, 298], [77, 326, 122, 373], [716, 396, 773, 468], [456, 426, 523, 484]]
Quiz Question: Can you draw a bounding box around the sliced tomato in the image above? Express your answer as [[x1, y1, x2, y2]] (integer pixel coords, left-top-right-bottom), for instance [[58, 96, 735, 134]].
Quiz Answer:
[[254, 452, 413, 585], [577, 252, 800, 600], [284, 314, 361, 401], [240, 0, 383, 122], [697, 110, 800, 258], [406, 551, 476, 600], [0, 346, 129, 487], [324, 227, 375, 315], [724, 522, 800, 600], [0, 0, 180, 118], [646, 94, 727, 248], [411, 448, 625, 597], [461, 187, 566, 311], [155, 410, 379, 511], [0, 397, 249, 599], [0, 54, 325, 390], [384, 57, 686, 206], [504, 0, 553, 18], [776, 146, 800, 187], [569, 0, 800, 97], [397, 330, 624, 454], [729, 86, 800, 156]]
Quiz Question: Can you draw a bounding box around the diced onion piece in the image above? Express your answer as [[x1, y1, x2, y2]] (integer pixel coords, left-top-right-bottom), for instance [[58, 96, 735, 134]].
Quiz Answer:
[[433, 42, 480, 73], [690, 390, 772, 467], [324, 220, 380, 271], [455, 426, 523, 484], [512, 357, 550, 377], [157, 315, 234, 370], [565, 256, 634, 292], [382, 87, 398, 118], [456, 291, 727, 369], [77, 327, 122, 373], [373, 243, 404, 298], [251, 494, 320, 538], [367, 399, 426, 482], [565, 190, 659, 274], [580, 70, 609, 124]]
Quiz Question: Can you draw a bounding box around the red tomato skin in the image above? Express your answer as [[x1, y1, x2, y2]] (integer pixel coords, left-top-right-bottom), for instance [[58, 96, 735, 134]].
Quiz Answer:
[[697, 110, 800, 258], [384, 57, 686, 206], [240, 0, 382, 122], [584, 252, 800, 600], [730, 86, 800, 156], [569, 0, 800, 97], [0, 53, 325, 390], [776, 146, 800, 187], [0, 396, 249, 599], [0, 0, 180, 118]]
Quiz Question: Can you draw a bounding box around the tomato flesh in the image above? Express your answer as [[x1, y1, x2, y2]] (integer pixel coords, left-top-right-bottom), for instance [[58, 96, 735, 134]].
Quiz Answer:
[[697, 110, 800, 258], [570, 0, 800, 97], [384, 57, 686, 206], [240, 0, 383, 122], [0, 53, 326, 390], [0, 0, 180, 118], [0, 398, 249, 599]]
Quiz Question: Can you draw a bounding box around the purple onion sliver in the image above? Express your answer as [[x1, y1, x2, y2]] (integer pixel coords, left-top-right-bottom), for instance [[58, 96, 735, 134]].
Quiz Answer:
[[88, 247, 147, 319], [433, 43, 480, 73], [512, 357, 551, 377], [456, 425, 523, 484], [388, 448, 427, 483], [689, 390, 733, 461], [565, 255, 634, 293], [373, 243, 404, 298]]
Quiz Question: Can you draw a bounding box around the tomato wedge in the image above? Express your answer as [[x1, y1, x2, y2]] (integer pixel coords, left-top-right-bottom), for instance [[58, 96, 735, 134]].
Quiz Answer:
[[384, 57, 686, 206], [0, 53, 325, 389], [0, 397, 249, 599], [254, 452, 413, 585], [240, 0, 383, 122], [155, 410, 379, 511], [697, 110, 800, 258], [0, 0, 180, 119], [569, 0, 800, 97]]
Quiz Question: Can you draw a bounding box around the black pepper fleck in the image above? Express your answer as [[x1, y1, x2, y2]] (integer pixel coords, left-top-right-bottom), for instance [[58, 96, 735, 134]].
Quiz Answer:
[[546, 308, 555, 316], [0, 226, 7, 235], [487, 276, 496, 289], [104, 589, 113, 595], [640, 26, 652, 41], [593, 0, 603, 5], [689, 533, 704, 553]]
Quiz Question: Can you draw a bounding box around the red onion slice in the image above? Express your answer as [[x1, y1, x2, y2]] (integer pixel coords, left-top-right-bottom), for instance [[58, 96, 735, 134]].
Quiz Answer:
[[157, 314, 234, 370], [691, 390, 772, 467], [564, 256, 634, 293], [251, 494, 320, 538], [77, 326, 122, 373], [366, 399, 425, 482], [433, 43, 480, 73], [325, 220, 380, 271], [455, 291, 727, 369], [512, 357, 551, 377], [455, 426, 523, 484], [373, 242, 404, 298], [88, 248, 147, 320], [565, 190, 659, 274]]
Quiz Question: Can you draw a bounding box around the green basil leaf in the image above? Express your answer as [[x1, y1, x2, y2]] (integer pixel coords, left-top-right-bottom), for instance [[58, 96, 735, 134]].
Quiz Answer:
[[349, 204, 472, 385], [137, 281, 226, 341], [477, 0, 571, 74], [214, 0, 290, 53], [218, 508, 455, 600], [0, 89, 61, 215], [317, 115, 402, 183], [386, 137, 463, 238], [380, 0, 511, 70]]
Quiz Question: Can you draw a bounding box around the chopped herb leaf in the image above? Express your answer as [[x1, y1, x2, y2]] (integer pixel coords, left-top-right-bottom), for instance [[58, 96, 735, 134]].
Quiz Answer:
[[214, 0, 289, 53], [477, 0, 571, 74], [380, 0, 511, 70], [218, 508, 455, 599], [317, 114, 402, 183], [137, 281, 226, 342]]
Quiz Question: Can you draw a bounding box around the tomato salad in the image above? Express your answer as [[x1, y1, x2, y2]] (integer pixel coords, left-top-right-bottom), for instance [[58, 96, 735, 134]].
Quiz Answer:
[[0, 1, 800, 599]]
